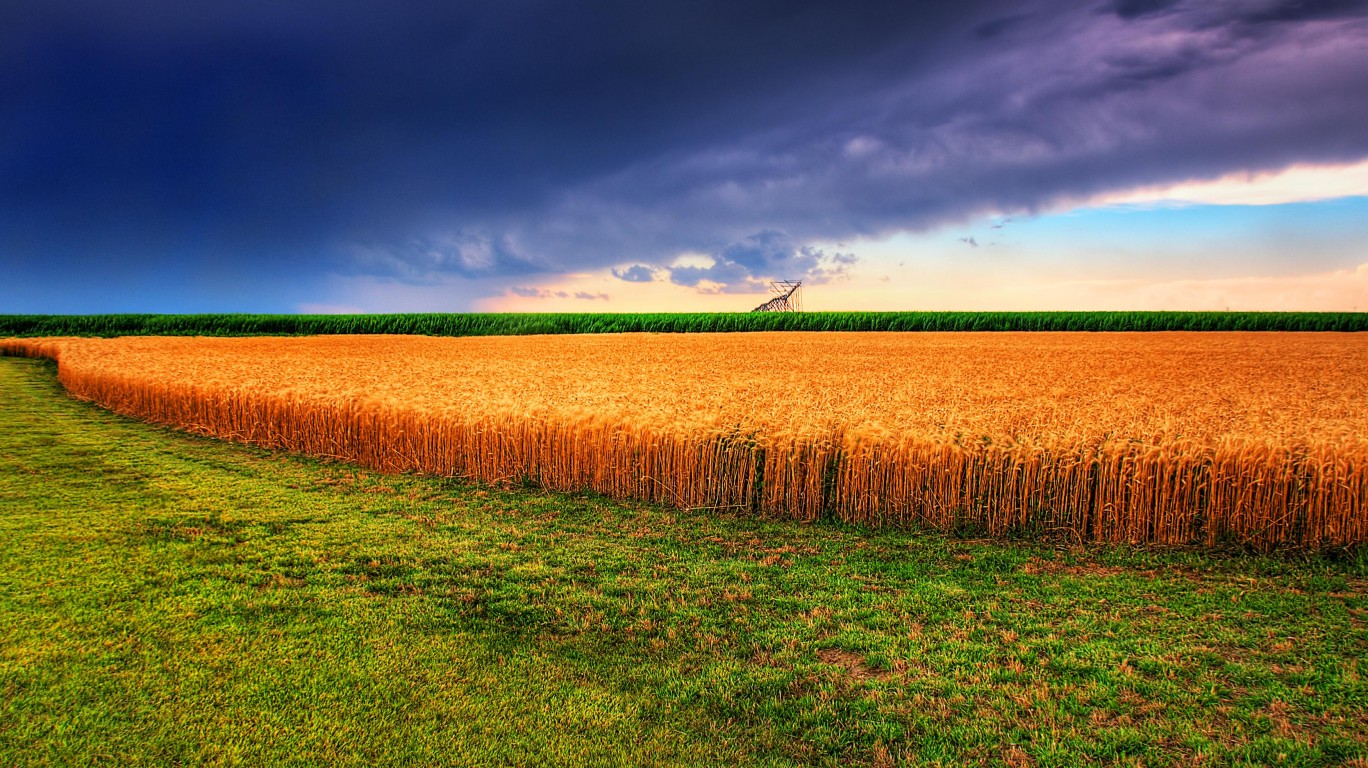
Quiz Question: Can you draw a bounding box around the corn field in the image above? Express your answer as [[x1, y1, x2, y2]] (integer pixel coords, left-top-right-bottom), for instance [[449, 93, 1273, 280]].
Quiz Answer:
[[4, 332, 1366, 549], [3, 310, 1366, 338]]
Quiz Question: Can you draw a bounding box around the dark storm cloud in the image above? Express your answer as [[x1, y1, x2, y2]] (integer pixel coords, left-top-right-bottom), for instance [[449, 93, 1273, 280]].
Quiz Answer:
[[346, 233, 545, 283], [1238, 0, 1368, 23], [974, 13, 1032, 38], [1111, 0, 1182, 20], [2, 0, 1367, 307]]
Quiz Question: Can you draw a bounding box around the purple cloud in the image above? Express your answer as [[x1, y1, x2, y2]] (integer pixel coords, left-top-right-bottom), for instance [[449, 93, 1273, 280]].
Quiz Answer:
[[610, 264, 659, 283], [509, 287, 568, 299], [666, 230, 856, 292], [510, 287, 608, 301]]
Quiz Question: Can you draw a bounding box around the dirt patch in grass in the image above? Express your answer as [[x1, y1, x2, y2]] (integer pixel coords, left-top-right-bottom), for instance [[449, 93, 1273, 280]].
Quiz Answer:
[[1021, 556, 1124, 578], [817, 648, 887, 682]]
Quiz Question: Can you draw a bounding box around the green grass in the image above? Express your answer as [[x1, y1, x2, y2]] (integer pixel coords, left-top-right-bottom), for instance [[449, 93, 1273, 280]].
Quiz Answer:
[[1, 356, 1365, 767], [2, 310, 1367, 337]]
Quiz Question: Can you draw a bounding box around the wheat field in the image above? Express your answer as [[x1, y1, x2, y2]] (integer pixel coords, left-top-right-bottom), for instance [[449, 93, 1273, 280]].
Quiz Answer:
[[4, 332, 1365, 548]]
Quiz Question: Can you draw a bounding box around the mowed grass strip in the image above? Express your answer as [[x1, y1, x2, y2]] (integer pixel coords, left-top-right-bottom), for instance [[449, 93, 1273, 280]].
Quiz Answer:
[[1, 357, 1365, 768]]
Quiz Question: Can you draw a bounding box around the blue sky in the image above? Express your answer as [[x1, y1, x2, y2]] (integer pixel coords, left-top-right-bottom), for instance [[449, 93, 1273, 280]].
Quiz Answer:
[[2, 1, 1367, 313]]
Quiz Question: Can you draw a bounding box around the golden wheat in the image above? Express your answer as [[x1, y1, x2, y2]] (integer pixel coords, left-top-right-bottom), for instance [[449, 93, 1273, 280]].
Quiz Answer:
[[5, 332, 1365, 548]]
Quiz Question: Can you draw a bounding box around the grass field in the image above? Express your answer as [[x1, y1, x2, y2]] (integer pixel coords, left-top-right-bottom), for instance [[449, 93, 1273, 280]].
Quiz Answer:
[[2, 310, 1367, 338], [2, 355, 1366, 767]]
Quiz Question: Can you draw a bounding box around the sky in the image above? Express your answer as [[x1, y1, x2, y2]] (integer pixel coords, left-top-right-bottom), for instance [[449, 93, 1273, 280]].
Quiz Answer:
[[2, 0, 1367, 314]]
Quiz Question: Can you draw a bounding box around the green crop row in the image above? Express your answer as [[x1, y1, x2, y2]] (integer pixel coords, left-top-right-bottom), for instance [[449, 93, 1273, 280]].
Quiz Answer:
[[1, 310, 1365, 337]]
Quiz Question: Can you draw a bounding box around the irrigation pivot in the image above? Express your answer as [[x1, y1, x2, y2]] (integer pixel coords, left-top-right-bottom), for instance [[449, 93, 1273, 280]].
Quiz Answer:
[[751, 281, 803, 312]]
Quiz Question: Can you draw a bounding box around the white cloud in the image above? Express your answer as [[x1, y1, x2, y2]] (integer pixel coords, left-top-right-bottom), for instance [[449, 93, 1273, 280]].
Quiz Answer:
[[1048, 262, 1368, 311], [827, 260, 1368, 312], [1090, 159, 1368, 208]]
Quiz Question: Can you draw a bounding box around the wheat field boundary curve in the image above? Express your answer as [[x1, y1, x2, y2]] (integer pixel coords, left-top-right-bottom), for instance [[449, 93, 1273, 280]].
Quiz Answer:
[[3, 332, 1365, 549]]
